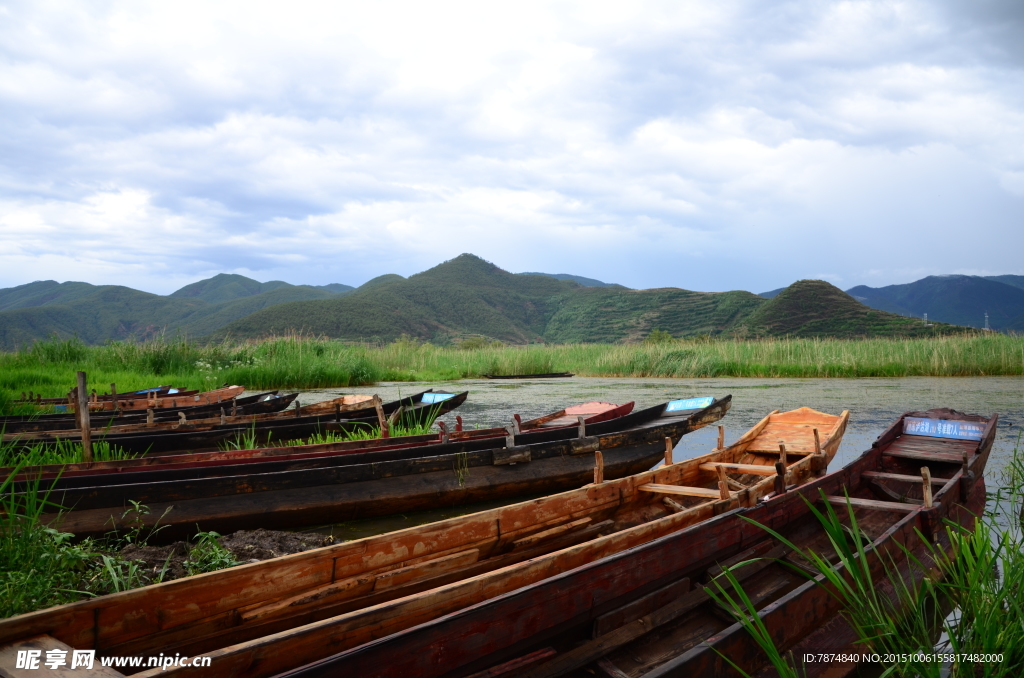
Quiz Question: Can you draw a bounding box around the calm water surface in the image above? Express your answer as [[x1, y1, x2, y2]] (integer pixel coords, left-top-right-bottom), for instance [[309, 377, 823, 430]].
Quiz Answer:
[[293, 377, 1023, 539]]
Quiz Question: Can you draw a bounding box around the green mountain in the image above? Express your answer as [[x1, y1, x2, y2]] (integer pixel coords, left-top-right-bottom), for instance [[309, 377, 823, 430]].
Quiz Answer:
[[0, 275, 354, 350], [216, 255, 961, 344], [740, 280, 960, 338], [518, 272, 626, 289], [846, 275, 1024, 330], [0, 257, 975, 349]]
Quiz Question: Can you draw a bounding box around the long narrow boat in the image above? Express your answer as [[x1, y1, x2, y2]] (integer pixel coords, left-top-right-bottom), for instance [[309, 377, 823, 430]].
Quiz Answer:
[[3, 394, 373, 437], [293, 408, 994, 678], [29, 398, 729, 540], [3, 391, 469, 456], [72, 385, 245, 412], [16, 385, 178, 405], [0, 391, 296, 434], [0, 402, 848, 678], [6, 402, 636, 481]]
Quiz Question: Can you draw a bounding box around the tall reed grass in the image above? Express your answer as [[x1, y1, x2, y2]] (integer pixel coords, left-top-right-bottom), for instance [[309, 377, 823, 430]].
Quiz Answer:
[[2, 334, 1022, 412], [713, 439, 1024, 678]]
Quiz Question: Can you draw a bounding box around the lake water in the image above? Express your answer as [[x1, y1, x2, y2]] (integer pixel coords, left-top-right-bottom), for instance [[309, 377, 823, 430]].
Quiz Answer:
[[295, 376, 1023, 539]]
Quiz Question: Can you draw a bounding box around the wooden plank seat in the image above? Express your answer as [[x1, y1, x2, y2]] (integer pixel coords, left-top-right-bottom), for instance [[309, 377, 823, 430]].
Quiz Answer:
[[699, 462, 777, 476], [861, 471, 951, 485], [637, 483, 729, 499], [882, 450, 965, 464], [824, 496, 923, 513]]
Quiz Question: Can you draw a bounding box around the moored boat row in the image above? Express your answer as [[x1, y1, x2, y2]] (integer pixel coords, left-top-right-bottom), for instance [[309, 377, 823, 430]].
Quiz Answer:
[[0, 391, 998, 678]]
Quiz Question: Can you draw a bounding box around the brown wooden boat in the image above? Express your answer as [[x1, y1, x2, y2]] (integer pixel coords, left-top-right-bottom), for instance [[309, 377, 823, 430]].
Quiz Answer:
[[5, 402, 635, 481], [0, 391, 296, 434], [483, 372, 574, 379], [81, 385, 245, 412], [286, 408, 994, 678], [3, 394, 377, 439], [26, 398, 724, 540], [16, 385, 178, 405], [3, 391, 469, 456], [0, 401, 851, 678]]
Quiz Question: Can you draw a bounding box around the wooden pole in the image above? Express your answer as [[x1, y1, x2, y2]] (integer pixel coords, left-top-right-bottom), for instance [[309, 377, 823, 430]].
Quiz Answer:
[[716, 465, 730, 500], [146, 408, 154, 426], [593, 451, 604, 484], [717, 426, 725, 450], [455, 415, 463, 432], [76, 371, 92, 463], [664, 437, 673, 466], [922, 467, 933, 508], [505, 426, 516, 448], [779, 443, 788, 467], [773, 461, 787, 495], [577, 416, 586, 439], [962, 451, 970, 476], [374, 396, 389, 438], [511, 416, 521, 435]]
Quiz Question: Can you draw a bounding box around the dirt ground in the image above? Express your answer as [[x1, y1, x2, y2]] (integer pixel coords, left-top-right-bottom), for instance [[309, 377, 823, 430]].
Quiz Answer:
[[119, 528, 335, 581]]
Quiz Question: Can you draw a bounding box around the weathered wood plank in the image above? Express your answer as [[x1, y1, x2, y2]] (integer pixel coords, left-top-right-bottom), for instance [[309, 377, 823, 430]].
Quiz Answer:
[[637, 484, 724, 499], [825, 496, 922, 513]]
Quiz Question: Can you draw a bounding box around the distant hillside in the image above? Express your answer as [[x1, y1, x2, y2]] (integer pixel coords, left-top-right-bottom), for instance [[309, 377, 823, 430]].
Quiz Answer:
[[847, 275, 1024, 330], [518, 272, 626, 289], [758, 288, 785, 299], [217, 255, 963, 344], [1, 260, 981, 349], [0, 275, 354, 349], [740, 280, 962, 338]]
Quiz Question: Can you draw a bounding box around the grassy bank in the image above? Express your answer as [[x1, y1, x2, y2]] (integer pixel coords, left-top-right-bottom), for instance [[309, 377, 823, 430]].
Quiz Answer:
[[1, 335, 1022, 410]]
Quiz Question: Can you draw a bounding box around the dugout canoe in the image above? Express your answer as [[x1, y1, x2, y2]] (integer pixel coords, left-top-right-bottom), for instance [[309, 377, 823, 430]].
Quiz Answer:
[[3, 391, 468, 456], [293, 408, 994, 678], [482, 372, 574, 379], [0, 400, 851, 678], [0, 392, 296, 434], [29, 397, 730, 541], [5, 402, 636, 481]]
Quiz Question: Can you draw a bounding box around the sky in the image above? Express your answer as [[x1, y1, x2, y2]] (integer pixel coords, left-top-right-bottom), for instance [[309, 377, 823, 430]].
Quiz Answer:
[[0, 0, 1022, 295]]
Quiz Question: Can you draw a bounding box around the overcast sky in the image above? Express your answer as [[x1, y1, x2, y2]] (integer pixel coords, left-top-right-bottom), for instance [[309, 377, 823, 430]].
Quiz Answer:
[[1, 0, 1022, 295]]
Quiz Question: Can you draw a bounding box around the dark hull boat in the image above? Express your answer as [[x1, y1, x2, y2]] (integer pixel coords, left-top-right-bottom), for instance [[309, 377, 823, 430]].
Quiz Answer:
[[29, 398, 730, 540], [483, 373, 574, 379], [6, 402, 636, 481], [0, 397, 739, 676], [3, 391, 468, 456], [278, 408, 995, 678], [0, 391, 296, 434]]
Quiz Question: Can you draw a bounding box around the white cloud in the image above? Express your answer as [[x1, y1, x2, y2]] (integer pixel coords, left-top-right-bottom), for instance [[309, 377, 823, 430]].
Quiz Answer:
[[0, 0, 1021, 295]]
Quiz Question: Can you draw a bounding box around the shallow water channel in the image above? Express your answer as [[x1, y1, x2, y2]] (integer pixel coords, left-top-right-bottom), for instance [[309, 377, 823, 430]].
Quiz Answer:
[[294, 376, 1024, 540]]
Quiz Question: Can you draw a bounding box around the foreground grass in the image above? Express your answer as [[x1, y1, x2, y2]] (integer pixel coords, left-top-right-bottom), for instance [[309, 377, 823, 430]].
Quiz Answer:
[[1, 334, 1022, 412], [0, 466, 241, 618], [713, 440, 1024, 678]]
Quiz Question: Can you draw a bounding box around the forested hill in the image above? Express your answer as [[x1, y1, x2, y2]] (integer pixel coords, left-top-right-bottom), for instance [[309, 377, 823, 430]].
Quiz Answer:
[[215, 256, 963, 343], [0, 255, 968, 349]]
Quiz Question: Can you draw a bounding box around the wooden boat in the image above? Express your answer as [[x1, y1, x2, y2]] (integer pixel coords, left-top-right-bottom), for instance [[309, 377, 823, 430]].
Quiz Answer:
[[3, 394, 374, 437], [0, 391, 297, 434], [24, 398, 729, 541], [3, 391, 468, 456], [5, 402, 636, 481], [483, 372, 574, 379], [16, 385, 177, 405], [290, 408, 994, 678], [64, 385, 246, 412], [0, 401, 850, 678]]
